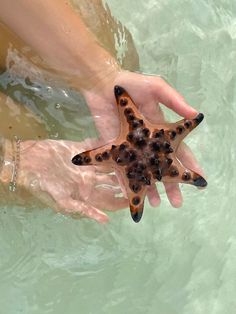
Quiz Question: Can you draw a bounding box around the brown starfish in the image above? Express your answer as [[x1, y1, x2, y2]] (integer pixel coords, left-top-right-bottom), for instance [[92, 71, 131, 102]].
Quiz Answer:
[[72, 86, 207, 223]]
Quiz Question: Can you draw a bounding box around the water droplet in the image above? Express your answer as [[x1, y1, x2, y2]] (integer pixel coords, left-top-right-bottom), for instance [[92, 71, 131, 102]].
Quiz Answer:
[[30, 179, 39, 190], [55, 103, 61, 109], [46, 86, 52, 94]]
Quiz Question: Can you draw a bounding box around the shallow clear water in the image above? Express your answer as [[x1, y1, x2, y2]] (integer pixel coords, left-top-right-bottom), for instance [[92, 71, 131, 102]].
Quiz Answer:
[[1, 0, 236, 313]]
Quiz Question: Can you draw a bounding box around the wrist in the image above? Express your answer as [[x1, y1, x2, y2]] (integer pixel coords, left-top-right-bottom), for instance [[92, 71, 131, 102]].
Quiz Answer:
[[0, 137, 22, 192], [0, 139, 14, 185], [61, 45, 120, 95]]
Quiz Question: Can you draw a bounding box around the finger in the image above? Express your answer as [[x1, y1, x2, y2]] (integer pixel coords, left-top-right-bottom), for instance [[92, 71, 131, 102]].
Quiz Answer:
[[176, 142, 205, 177], [95, 165, 114, 174], [114, 169, 128, 198], [91, 187, 128, 211], [96, 173, 120, 186], [164, 182, 183, 208], [154, 78, 198, 119], [58, 198, 109, 223], [140, 100, 165, 124], [147, 183, 161, 207]]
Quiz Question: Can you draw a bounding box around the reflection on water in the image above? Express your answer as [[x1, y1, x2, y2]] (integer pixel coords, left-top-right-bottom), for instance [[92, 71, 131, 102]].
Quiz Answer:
[[1, 0, 236, 313]]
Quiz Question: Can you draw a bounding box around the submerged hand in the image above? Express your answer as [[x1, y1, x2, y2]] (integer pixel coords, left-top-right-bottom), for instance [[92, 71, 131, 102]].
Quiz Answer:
[[83, 70, 205, 208], [17, 139, 127, 222]]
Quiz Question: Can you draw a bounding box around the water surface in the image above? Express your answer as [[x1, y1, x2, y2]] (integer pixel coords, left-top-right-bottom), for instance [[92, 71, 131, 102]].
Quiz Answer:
[[0, 0, 236, 313]]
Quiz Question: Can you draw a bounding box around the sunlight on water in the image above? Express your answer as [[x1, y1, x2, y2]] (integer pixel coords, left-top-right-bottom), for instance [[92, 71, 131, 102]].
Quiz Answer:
[[0, 0, 236, 313]]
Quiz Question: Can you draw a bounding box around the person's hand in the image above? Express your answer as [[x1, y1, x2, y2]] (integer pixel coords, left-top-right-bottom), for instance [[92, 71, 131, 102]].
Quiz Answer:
[[17, 139, 127, 223], [82, 70, 205, 208]]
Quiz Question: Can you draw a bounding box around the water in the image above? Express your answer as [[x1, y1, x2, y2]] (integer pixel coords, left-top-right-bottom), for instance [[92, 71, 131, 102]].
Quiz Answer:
[[0, 0, 236, 313]]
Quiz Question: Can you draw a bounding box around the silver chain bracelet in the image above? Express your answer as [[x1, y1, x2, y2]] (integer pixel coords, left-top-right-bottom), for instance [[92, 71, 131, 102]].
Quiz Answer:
[[9, 136, 21, 192]]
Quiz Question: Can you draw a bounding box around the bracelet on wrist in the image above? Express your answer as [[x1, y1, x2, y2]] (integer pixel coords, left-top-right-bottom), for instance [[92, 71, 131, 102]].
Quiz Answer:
[[0, 136, 21, 192]]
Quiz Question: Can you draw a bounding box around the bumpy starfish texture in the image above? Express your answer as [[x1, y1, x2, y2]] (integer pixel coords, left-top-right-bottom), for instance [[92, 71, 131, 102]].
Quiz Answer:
[[72, 86, 207, 223]]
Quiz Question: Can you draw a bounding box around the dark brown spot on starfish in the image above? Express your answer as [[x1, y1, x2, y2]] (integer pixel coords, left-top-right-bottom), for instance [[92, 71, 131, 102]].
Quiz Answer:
[[193, 176, 207, 187], [132, 120, 140, 129], [166, 158, 173, 166], [154, 129, 164, 138], [176, 125, 185, 134], [131, 183, 141, 193], [72, 154, 83, 165], [142, 128, 150, 137], [126, 170, 135, 179], [151, 141, 161, 152], [124, 108, 132, 115], [140, 175, 151, 185], [120, 98, 128, 106], [95, 154, 103, 162], [194, 113, 204, 125], [127, 132, 134, 142], [116, 157, 122, 164], [111, 145, 116, 150], [184, 120, 192, 129], [169, 130, 177, 140], [137, 162, 146, 170], [163, 141, 171, 150], [170, 167, 179, 177], [119, 143, 128, 151], [114, 85, 125, 97], [128, 150, 137, 162], [149, 157, 160, 166], [132, 196, 141, 206], [182, 171, 191, 181], [155, 169, 162, 181], [130, 206, 143, 223], [101, 151, 110, 160], [127, 114, 135, 121], [135, 167, 143, 175], [135, 138, 147, 148], [84, 156, 91, 164], [166, 147, 174, 154]]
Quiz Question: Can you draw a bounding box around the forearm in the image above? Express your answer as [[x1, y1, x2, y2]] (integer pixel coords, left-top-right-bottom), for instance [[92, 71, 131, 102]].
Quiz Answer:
[[0, 0, 120, 90]]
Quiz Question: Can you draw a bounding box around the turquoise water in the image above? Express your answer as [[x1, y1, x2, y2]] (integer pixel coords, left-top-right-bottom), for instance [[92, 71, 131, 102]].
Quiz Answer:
[[1, 0, 236, 313]]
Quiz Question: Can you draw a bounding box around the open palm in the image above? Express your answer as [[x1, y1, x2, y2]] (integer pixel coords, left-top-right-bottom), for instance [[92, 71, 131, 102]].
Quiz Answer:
[[17, 139, 127, 222]]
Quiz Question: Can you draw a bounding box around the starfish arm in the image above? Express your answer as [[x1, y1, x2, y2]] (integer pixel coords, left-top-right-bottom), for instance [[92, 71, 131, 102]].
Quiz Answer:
[[72, 143, 116, 167], [114, 85, 147, 139], [115, 167, 147, 222], [127, 185, 147, 223], [161, 158, 207, 187], [163, 113, 205, 149]]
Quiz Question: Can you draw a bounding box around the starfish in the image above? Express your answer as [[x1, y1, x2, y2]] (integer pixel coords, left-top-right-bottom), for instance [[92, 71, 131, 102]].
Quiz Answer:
[[72, 86, 207, 223]]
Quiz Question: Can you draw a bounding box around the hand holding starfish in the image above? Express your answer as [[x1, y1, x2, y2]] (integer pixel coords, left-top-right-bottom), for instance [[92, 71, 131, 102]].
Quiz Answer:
[[81, 71, 206, 218]]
